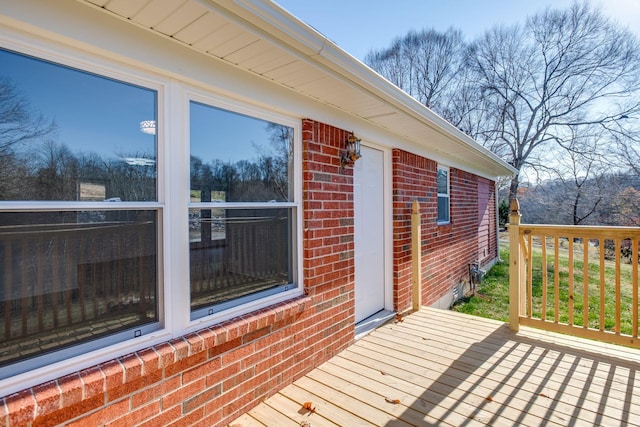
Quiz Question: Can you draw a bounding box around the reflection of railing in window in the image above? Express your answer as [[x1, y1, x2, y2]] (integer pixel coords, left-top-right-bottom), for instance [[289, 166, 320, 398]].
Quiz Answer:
[[0, 221, 157, 367], [190, 215, 289, 310]]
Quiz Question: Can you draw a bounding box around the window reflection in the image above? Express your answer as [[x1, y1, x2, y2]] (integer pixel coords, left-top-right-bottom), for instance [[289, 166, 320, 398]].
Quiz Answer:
[[189, 208, 292, 312], [0, 210, 158, 368], [189, 102, 296, 316], [190, 102, 293, 203], [0, 48, 157, 202]]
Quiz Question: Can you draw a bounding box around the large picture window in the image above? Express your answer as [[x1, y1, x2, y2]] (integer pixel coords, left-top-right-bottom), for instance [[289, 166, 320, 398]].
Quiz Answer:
[[437, 166, 450, 223], [0, 48, 159, 376], [189, 101, 296, 319]]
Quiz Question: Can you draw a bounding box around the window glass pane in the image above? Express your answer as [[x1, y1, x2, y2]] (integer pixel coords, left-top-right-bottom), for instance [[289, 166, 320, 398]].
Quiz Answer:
[[437, 168, 448, 195], [0, 210, 158, 368], [189, 208, 293, 311], [0, 48, 157, 202], [438, 196, 450, 222], [190, 102, 293, 202]]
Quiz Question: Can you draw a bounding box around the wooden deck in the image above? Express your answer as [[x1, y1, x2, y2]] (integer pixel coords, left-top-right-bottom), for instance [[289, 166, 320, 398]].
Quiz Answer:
[[232, 307, 640, 426]]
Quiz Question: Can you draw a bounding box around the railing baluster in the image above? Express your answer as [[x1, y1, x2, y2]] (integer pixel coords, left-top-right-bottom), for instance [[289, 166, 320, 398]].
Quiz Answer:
[[21, 239, 29, 337], [583, 239, 589, 329], [37, 237, 44, 332], [52, 238, 59, 328], [4, 239, 12, 340], [568, 236, 574, 326], [554, 236, 560, 323], [250, 221, 257, 279], [79, 234, 87, 322], [599, 238, 605, 332], [634, 238, 639, 339], [101, 231, 108, 315], [615, 239, 621, 335], [527, 233, 533, 319], [541, 236, 547, 322], [92, 232, 98, 320], [137, 226, 145, 319], [65, 237, 73, 326]]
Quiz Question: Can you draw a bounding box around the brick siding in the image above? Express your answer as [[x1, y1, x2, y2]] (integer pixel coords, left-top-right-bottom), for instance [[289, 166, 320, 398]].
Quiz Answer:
[[392, 149, 497, 310]]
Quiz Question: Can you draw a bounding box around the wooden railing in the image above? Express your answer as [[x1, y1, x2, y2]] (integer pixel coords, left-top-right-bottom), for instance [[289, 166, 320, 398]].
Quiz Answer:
[[508, 199, 640, 348], [0, 219, 157, 366], [189, 215, 289, 310]]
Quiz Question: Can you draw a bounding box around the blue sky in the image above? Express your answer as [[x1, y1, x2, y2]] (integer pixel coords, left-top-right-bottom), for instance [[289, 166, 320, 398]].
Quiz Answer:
[[275, 0, 640, 61], [2, 48, 156, 162]]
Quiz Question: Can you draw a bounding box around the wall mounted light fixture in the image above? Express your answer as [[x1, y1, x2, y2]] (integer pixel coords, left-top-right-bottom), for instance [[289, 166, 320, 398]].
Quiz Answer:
[[341, 132, 361, 169]]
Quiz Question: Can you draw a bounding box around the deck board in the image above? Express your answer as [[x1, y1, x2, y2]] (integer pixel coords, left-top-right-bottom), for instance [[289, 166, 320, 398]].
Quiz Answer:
[[231, 308, 640, 426], [373, 323, 640, 407]]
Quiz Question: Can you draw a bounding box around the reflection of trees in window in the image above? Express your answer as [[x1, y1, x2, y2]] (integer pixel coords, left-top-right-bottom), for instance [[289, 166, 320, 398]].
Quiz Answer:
[[1, 141, 156, 202], [35, 140, 79, 200], [0, 77, 56, 155], [0, 70, 156, 202], [188, 120, 295, 314], [0, 78, 56, 200]]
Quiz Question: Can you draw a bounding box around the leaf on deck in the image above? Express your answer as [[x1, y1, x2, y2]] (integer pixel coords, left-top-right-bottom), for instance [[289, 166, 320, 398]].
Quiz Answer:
[[385, 398, 401, 404], [302, 401, 317, 413], [395, 313, 404, 323]]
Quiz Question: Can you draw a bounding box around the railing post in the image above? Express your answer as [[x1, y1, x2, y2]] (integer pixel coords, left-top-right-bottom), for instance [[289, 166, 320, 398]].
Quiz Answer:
[[509, 198, 522, 332], [412, 200, 422, 311]]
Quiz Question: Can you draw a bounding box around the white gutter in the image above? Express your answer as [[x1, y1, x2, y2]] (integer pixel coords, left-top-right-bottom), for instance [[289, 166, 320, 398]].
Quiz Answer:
[[210, 0, 517, 177]]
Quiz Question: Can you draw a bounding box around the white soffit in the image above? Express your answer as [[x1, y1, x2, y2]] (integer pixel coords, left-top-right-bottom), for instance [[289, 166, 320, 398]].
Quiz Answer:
[[80, 0, 516, 178]]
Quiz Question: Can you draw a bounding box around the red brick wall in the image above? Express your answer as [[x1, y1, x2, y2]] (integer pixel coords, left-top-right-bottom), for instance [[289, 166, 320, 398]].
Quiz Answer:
[[0, 119, 355, 427], [300, 118, 355, 360], [392, 150, 437, 312], [392, 149, 496, 310], [477, 177, 497, 266]]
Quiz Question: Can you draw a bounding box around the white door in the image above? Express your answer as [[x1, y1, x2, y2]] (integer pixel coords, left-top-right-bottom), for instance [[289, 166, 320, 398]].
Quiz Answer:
[[353, 145, 385, 323]]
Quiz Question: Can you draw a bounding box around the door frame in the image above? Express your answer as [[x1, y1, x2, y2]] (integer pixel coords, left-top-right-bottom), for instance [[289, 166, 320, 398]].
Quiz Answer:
[[353, 142, 393, 323]]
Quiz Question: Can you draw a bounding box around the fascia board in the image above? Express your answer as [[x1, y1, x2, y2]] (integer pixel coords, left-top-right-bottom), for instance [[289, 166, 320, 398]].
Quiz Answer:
[[207, 0, 517, 178]]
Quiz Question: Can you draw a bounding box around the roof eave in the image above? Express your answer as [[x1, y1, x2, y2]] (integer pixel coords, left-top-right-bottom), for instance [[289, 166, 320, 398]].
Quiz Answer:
[[212, 0, 517, 177]]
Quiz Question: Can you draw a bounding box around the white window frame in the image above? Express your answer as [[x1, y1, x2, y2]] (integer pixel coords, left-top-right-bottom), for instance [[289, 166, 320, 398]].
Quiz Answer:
[[0, 36, 173, 395], [437, 165, 450, 224], [182, 90, 303, 333]]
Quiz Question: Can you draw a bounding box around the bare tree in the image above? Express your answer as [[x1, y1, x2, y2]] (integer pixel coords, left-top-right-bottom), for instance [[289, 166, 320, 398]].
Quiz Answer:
[[0, 78, 56, 199], [0, 77, 55, 156], [366, 2, 640, 210], [35, 139, 79, 200], [365, 28, 466, 112], [607, 185, 640, 226], [468, 2, 640, 201]]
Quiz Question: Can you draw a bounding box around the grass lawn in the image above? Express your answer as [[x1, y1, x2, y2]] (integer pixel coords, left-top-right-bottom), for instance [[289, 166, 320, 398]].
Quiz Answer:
[[451, 241, 638, 335]]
